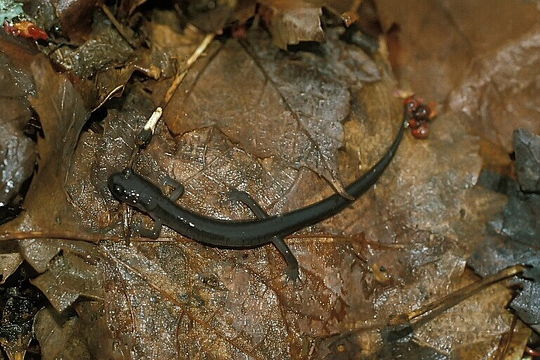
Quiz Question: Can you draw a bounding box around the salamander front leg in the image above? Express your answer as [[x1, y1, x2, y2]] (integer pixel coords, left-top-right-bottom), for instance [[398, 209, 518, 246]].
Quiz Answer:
[[134, 218, 162, 239], [163, 177, 184, 202], [229, 190, 300, 281]]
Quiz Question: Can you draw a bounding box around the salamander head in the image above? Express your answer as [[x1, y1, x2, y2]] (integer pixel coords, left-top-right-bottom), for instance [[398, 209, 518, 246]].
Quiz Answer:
[[108, 168, 158, 212]]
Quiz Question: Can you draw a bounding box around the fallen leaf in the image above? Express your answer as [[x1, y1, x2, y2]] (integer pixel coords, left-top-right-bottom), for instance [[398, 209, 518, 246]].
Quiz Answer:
[[376, 0, 540, 104], [52, 0, 98, 42], [0, 56, 99, 315], [513, 128, 540, 192], [49, 13, 134, 78], [31, 252, 104, 312], [261, 0, 325, 49], [163, 29, 379, 196], [181, 0, 242, 33], [144, 11, 209, 78], [0, 265, 43, 360], [0, 252, 22, 284], [468, 129, 540, 336], [34, 302, 120, 359], [0, 52, 36, 213], [6, 55, 90, 233], [34, 307, 92, 359], [449, 28, 540, 152]]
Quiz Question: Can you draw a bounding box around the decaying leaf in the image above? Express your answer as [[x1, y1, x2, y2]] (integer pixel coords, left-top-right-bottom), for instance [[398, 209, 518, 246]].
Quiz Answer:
[[0, 252, 22, 284], [52, 0, 98, 42], [49, 13, 134, 78], [31, 251, 104, 312], [164, 29, 379, 196], [261, 0, 365, 48], [6, 55, 89, 233], [469, 129, 540, 333], [181, 0, 243, 33], [0, 265, 43, 360], [449, 28, 540, 152], [513, 128, 540, 193], [34, 307, 93, 359], [377, 0, 540, 103], [261, 0, 325, 49], [35, 302, 121, 359], [54, 58, 515, 358], [0, 56, 99, 316], [0, 53, 36, 213], [145, 11, 209, 78]]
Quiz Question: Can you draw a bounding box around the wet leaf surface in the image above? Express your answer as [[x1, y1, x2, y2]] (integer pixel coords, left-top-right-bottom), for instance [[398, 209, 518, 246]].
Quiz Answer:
[[470, 129, 540, 333], [0, 52, 36, 213], [35, 302, 120, 360], [0, 251, 21, 285], [0, 265, 44, 360], [164, 28, 379, 196], [53, 0, 98, 42], [9, 55, 90, 233], [49, 13, 134, 78], [514, 129, 540, 193], [0, 1, 538, 359]]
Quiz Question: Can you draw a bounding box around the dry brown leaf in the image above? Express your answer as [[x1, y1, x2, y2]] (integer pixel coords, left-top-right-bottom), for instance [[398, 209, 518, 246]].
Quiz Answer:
[[260, 0, 325, 49], [449, 27, 540, 152], [31, 252, 104, 312], [0, 252, 22, 284], [376, 0, 540, 103], [35, 302, 120, 359], [34, 307, 92, 359], [145, 11, 209, 78]]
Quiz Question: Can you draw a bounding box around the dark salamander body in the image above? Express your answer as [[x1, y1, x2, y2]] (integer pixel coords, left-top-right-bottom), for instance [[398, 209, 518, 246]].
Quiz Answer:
[[108, 115, 407, 279]]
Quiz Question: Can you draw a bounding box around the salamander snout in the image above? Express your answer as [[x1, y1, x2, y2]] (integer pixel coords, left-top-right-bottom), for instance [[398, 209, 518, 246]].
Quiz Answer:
[[108, 172, 130, 202], [107, 169, 158, 211]]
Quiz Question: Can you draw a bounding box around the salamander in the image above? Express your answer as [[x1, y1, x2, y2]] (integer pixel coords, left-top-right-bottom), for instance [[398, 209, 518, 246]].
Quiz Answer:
[[108, 113, 408, 280]]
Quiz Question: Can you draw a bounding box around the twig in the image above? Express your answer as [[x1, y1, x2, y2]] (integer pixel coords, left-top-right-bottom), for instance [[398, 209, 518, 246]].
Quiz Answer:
[[0, 231, 103, 243], [100, 4, 139, 48], [163, 33, 215, 106], [406, 265, 526, 328], [494, 314, 518, 360], [136, 33, 215, 148]]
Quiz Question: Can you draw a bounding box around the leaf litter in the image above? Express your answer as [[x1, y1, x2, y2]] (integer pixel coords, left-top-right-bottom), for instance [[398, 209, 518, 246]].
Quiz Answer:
[[0, 1, 538, 359]]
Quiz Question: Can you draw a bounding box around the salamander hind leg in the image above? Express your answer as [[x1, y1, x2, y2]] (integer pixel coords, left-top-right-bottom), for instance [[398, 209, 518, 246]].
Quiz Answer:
[[271, 236, 300, 281], [228, 190, 267, 218], [229, 189, 300, 281], [134, 218, 162, 239]]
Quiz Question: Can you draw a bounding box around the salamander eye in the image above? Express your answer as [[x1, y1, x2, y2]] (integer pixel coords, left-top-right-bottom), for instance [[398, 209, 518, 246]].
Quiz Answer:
[[122, 168, 132, 179]]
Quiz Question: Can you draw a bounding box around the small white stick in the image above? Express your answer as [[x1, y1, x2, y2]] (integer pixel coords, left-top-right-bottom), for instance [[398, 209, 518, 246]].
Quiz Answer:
[[143, 106, 163, 134]]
